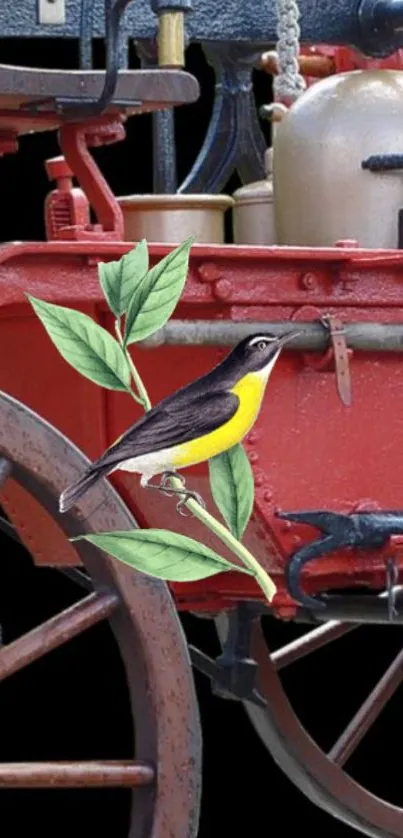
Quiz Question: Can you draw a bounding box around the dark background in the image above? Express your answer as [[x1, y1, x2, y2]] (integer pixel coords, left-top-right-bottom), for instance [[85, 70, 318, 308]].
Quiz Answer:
[[0, 35, 401, 838]]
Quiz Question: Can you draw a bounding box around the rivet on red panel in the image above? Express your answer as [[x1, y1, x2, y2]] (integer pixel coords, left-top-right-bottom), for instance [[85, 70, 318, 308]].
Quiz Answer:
[[197, 263, 222, 283], [299, 273, 317, 291], [213, 279, 232, 301]]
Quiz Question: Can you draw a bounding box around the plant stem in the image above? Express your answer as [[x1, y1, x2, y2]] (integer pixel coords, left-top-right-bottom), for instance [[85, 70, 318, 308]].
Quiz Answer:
[[115, 321, 151, 411], [119, 332, 277, 602], [168, 476, 277, 602]]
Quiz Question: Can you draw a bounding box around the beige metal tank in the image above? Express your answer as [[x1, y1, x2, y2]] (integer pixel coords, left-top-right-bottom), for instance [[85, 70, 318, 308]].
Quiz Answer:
[[117, 193, 233, 244], [232, 148, 276, 245], [273, 70, 403, 249]]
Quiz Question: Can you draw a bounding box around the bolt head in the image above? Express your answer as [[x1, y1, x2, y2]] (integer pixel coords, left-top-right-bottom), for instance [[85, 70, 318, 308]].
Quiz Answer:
[[45, 156, 72, 181]]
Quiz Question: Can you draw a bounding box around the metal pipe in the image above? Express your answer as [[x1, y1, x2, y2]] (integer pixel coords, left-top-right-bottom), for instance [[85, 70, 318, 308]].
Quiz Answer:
[[296, 587, 403, 624], [139, 319, 403, 351], [158, 11, 186, 66], [152, 109, 177, 192]]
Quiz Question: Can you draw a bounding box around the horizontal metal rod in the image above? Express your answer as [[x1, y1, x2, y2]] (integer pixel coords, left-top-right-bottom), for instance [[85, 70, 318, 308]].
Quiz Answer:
[[297, 587, 403, 624], [0, 761, 154, 788], [139, 320, 403, 352]]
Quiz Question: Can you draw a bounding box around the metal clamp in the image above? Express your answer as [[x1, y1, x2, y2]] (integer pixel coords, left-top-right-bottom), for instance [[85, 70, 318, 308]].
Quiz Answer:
[[58, 117, 125, 238]]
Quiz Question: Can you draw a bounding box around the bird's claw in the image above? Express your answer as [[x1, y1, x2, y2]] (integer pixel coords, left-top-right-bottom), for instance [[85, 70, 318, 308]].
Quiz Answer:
[[176, 490, 207, 515], [159, 470, 182, 496], [156, 471, 207, 515]]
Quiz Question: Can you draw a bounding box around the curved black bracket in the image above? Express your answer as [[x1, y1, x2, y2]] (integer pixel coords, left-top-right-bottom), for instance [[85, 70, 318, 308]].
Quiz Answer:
[[278, 509, 403, 612], [178, 42, 267, 194]]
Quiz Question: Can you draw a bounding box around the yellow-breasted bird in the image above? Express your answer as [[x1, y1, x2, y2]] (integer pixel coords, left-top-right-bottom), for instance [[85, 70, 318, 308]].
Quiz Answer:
[[59, 330, 300, 513]]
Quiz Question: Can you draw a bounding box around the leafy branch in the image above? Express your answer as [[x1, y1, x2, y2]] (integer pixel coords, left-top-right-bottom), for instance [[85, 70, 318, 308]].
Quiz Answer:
[[27, 237, 277, 603]]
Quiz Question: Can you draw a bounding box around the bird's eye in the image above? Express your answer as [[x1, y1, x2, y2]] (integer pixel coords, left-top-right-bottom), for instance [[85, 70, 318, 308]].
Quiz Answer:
[[256, 339, 268, 351]]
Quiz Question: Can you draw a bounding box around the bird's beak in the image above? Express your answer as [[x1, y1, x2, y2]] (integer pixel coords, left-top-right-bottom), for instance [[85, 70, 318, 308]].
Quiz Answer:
[[276, 330, 303, 349]]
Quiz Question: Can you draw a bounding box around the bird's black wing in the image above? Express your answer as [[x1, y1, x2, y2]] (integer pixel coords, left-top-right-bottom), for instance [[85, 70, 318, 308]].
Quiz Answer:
[[96, 390, 240, 469]]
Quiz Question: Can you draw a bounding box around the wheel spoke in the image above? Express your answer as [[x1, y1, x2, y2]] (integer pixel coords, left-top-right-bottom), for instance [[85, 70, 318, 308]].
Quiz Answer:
[[272, 621, 357, 671], [0, 456, 12, 488], [0, 760, 154, 788], [59, 567, 93, 591], [328, 646, 403, 766], [0, 590, 119, 682], [0, 514, 19, 543]]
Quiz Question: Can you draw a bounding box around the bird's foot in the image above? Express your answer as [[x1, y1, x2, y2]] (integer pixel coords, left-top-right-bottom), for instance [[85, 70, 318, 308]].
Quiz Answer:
[[175, 489, 207, 516], [145, 471, 207, 515], [159, 470, 181, 495]]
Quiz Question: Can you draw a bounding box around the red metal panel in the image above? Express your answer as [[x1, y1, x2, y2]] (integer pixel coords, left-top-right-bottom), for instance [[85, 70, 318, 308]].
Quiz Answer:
[[2, 241, 403, 612]]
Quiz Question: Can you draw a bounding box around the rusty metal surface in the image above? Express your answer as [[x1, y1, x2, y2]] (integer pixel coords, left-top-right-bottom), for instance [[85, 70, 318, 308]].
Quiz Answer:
[[0, 590, 119, 682], [0, 761, 154, 788], [0, 390, 201, 838], [0, 64, 199, 116], [228, 617, 403, 838]]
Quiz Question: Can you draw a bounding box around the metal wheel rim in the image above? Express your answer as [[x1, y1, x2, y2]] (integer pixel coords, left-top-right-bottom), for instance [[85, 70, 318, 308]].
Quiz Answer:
[[0, 390, 202, 838], [216, 613, 403, 838]]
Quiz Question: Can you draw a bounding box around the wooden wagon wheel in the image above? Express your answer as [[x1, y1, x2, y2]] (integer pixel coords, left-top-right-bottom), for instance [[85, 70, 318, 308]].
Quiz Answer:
[[0, 390, 201, 838], [216, 612, 403, 838]]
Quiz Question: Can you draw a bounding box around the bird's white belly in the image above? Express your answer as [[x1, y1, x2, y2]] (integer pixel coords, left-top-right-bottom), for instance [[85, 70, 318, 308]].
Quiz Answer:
[[111, 446, 180, 483]]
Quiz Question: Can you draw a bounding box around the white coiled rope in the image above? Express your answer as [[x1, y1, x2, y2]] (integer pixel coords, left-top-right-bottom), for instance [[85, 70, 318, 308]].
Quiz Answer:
[[273, 0, 306, 101]]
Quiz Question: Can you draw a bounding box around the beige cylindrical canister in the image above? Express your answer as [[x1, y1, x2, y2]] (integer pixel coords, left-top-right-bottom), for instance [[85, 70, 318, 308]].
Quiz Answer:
[[232, 148, 276, 245], [273, 70, 403, 249], [117, 193, 234, 244]]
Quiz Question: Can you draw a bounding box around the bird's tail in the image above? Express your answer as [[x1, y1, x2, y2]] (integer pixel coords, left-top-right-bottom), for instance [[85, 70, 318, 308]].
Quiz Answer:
[[59, 464, 109, 513]]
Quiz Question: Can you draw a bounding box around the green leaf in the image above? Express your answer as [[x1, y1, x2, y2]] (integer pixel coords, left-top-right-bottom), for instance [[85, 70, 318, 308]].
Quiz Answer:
[[27, 294, 131, 392], [208, 443, 255, 540], [98, 240, 149, 317], [73, 528, 251, 582], [124, 236, 194, 345]]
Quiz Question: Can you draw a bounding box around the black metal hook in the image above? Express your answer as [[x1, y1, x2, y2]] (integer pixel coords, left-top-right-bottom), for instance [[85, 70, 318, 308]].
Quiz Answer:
[[278, 509, 403, 611], [20, 0, 133, 119], [59, 0, 133, 117]]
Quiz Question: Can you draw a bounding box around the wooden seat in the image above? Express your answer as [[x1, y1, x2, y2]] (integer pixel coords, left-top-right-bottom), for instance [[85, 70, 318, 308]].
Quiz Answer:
[[0, 64, 200, 134]]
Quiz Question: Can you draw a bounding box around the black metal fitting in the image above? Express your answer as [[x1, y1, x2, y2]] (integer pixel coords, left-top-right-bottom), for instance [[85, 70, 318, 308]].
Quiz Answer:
[[359, 0, 403, 55], [189, 603, 266, 707], [278, 509, 403, 611], [362, 154, 403, 171], [151, 0, 192, 10]]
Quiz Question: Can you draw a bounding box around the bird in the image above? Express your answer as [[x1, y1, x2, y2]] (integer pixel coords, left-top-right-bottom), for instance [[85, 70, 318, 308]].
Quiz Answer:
[[59, 330, 301, 514]]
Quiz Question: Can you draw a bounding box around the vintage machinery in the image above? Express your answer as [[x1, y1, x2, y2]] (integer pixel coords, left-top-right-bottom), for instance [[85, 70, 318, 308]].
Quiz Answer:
[[3, 1, 403, 836]]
